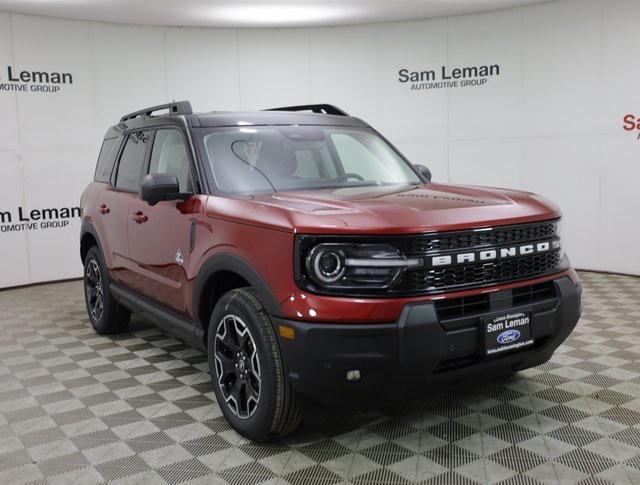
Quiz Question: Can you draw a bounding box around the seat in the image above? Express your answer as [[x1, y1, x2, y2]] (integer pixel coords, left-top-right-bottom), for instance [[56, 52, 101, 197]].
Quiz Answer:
[[155, 132, 190, 192], [254, 139, 299, 182]]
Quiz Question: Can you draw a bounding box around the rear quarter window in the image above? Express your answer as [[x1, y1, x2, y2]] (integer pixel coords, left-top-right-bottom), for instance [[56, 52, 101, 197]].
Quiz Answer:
[[94, 138, 119, 183]]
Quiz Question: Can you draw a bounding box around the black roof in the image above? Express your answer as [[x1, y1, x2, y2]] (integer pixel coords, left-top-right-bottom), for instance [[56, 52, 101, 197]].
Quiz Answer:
[[192, 110, 367, 128], [109, 102, 368, 138]]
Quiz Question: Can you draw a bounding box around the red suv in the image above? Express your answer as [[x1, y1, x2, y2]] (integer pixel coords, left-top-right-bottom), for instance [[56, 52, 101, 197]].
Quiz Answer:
[[80, 101, 581, 440]]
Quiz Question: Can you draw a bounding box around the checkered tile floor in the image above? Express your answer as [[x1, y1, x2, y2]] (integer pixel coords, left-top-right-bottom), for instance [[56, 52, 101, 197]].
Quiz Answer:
[[0, 272, 639, 484]]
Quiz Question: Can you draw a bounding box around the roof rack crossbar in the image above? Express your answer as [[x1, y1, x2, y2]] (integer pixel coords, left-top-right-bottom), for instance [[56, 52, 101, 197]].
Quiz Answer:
[[120, 100, 193, 122], [264, 104, 348, 116]]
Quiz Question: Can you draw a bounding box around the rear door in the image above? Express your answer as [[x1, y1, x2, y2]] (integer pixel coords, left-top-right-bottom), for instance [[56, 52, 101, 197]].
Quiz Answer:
[[127, 127, 205, 315], [96, 130, 151, 286]]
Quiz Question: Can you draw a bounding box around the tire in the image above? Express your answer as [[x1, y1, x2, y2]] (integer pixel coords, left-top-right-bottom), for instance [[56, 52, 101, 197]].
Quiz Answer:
[[207, 288, 300, 441], [83, 246, 131, 334]]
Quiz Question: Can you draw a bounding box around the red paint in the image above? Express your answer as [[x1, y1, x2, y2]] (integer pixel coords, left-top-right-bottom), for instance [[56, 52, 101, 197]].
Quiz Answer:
[[82, 179, 570, 324]]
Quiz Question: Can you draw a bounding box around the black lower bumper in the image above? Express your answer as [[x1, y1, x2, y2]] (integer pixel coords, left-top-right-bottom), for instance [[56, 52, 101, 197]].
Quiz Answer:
[[275, 276, 581, 409]]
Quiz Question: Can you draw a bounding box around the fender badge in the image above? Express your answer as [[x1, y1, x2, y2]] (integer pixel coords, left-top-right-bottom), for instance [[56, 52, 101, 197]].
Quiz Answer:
[[175, 249, 184, 266]]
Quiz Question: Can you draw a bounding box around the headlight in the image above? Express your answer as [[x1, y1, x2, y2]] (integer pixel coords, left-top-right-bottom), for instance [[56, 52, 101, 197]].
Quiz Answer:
[[308, 246, 345, 284], [302, 242, 422, 291]]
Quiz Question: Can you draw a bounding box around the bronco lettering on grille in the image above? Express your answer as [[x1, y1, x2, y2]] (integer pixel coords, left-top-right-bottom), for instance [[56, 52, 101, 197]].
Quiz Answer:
[[431, 241, 552, 267]]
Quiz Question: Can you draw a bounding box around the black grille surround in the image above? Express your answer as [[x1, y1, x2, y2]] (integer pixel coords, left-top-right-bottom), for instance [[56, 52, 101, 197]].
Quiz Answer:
[[295, 219, 567, 297]]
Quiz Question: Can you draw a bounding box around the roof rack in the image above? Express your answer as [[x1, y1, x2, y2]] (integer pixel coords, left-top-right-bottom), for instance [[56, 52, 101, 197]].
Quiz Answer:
[[120, 100, 193, 122], [265, 104, 348, 116]]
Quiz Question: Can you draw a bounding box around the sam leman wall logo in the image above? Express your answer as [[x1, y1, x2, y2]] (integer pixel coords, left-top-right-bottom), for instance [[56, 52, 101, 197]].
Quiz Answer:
[[623, 114, 640, 140], [0, 66, 73, 94], [0, 206, 80, 233], [398, 63, 500, 91]]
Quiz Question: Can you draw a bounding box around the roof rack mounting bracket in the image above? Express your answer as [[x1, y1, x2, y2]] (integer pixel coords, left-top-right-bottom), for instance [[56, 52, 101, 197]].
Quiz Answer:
[[120, 100, 193, 122], [264, 104, 348, 116]]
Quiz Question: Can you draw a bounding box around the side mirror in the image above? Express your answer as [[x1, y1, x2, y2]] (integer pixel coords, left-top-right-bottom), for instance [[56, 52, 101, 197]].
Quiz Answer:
[[413, 164, 432, 183], [141, 173, 191, 206]]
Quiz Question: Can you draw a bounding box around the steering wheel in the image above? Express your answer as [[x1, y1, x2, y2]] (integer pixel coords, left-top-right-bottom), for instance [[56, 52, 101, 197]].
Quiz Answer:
[[335, 173, 365, 183]]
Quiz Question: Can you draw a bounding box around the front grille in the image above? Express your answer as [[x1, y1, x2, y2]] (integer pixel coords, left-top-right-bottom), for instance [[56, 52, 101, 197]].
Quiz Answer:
[[435, 294, 490, 320], [512, 280, 557, 307], [401, 251, 561, 293], [405, 220, 557, 253], [435, 281, 558, 323]]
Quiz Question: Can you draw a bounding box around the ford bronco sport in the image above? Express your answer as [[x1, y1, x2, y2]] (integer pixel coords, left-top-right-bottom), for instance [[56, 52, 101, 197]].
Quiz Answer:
[[80, 101, 581, 440]]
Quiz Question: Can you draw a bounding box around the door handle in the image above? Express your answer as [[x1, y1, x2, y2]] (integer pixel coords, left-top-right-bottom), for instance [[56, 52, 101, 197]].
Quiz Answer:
[[132, 211, 148, 224], [99, 204, 110, 215]]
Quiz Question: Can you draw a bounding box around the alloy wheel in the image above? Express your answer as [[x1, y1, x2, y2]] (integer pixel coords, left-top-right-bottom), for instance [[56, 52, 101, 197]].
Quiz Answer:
[[214, 314, 261, 419], [85, 259, 104, 322]]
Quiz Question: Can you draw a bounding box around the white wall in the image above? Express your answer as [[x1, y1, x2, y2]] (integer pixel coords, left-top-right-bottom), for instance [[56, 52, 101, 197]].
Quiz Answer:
[[1, 0, 639, 288]]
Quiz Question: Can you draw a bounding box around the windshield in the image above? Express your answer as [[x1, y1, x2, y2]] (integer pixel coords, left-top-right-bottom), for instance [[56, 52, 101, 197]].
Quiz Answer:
[[200, 125, 421, 194]]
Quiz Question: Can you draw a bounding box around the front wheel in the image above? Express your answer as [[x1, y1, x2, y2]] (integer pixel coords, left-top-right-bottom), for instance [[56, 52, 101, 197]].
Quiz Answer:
[[207, 288, 300, 441]]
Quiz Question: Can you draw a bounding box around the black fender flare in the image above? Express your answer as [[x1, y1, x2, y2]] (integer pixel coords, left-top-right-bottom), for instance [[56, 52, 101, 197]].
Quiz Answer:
[[80, 219, 105, 263], [193, 253, 282, 327]]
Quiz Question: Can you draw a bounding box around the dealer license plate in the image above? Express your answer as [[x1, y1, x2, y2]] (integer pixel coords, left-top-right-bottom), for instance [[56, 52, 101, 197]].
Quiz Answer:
[[483, 311, 534, 356]]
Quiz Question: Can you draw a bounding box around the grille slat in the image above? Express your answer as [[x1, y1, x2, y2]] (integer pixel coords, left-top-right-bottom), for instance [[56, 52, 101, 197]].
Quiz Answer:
[[405, 220, 557, 253]]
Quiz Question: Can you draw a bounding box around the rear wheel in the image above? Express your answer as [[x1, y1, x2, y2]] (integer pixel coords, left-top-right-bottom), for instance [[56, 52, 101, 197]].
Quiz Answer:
[[83, 246, 131, 334], [207, 288, 300, 441]]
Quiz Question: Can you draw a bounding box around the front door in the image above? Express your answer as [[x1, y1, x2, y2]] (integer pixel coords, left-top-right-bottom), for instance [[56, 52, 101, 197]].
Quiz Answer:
[[102, 130, 151, 287], [94, 188, 137, 285], [127, 128, 204, 315]]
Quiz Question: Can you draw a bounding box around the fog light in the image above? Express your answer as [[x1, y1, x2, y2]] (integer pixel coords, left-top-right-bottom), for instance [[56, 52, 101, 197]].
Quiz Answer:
[[346, 370, 361, 382]]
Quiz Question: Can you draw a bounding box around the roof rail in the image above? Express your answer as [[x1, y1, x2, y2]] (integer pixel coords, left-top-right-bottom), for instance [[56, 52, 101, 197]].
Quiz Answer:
[[265, 104, 348, 116], [120, 100, 193, 122]]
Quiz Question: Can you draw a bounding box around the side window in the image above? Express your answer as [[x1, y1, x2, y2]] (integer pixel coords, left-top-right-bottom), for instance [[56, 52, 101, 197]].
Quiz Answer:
[[94, 138, 118, 183], [115, 131, 150, 192], [149, 129, 192, 192]]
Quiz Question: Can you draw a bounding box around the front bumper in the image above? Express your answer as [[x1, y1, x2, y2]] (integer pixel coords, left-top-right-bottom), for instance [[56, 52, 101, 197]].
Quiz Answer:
[[275, 276, 581, 408]]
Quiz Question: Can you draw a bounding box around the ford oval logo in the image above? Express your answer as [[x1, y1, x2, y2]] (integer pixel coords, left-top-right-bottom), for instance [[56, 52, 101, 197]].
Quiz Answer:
[[497, 329, 521, 345]]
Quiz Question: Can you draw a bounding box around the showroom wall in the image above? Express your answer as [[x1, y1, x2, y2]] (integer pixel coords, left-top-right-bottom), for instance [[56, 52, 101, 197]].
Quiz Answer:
[[1, 0, 639, 288]]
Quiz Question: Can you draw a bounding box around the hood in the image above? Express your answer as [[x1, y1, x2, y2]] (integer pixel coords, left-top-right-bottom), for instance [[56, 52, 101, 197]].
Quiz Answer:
[[207, 183, 561, 234]]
